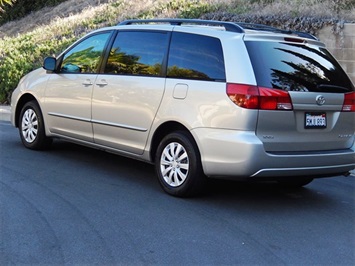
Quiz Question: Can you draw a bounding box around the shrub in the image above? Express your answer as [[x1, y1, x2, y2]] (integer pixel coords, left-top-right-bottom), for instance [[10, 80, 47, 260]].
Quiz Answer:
[[0, 32, 76, 102]]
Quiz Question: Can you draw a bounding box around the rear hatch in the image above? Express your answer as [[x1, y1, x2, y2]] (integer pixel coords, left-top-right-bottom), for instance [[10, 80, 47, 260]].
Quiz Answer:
[[244, 37, 355, 152]]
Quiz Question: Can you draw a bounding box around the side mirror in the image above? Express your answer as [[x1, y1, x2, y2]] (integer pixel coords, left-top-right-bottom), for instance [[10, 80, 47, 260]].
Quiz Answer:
[[43, 57, 57, 72]]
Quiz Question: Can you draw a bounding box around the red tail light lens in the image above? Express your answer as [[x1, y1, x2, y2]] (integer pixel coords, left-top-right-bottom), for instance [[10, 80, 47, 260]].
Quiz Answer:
[[226, 84, 259, 109], [259, 87, 293, 110], [227, 83, 293, 110], [342, 92, 355, 112]]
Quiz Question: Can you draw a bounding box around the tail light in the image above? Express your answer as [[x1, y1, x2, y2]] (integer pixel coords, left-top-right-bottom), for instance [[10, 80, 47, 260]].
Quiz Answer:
[[342, 92, 355, 112], [227, 83, 293, 110]]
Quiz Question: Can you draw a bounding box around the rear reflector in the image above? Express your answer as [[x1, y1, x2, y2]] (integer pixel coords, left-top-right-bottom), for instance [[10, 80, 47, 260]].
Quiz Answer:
[[342, 92, 355, 112], [227, 83, 293, 110]]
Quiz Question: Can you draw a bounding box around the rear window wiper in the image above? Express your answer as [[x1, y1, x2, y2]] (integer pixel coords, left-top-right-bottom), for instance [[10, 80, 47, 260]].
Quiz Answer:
[[317, 84, 350, 93]]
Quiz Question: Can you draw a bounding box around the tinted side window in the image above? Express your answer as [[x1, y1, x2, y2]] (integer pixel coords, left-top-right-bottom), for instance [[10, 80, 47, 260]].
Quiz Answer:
[[245, 41, 355, 93], [104, 31, 168, 76], [61, 32, 111, 74], [167, 32, 225, 81]]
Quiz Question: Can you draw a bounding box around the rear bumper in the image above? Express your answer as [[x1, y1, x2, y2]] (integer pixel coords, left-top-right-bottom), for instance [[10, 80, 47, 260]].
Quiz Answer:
[[250, 162, 354, 178], [192, 128, 355, 180]]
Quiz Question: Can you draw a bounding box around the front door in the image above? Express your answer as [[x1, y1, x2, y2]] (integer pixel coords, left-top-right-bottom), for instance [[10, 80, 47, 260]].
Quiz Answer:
[[44, 31, 112, 142]]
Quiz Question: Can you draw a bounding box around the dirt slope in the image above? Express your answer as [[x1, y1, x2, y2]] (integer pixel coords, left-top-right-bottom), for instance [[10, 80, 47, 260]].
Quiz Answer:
[[0, 0, 110, 38]]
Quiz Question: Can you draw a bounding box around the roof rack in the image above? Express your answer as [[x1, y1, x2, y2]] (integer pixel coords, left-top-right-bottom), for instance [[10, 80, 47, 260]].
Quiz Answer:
[[237, 22, 318, 40], [118, 19, 318, 40], [118, 19, 245, 33]]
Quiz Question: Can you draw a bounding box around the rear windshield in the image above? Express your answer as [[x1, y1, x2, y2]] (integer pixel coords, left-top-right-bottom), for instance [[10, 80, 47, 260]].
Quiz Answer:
[[245, 41, 354, 93]]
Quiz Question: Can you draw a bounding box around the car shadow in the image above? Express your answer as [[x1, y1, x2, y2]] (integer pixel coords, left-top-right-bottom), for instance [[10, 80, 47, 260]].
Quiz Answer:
[[47, 139, 336, 210]]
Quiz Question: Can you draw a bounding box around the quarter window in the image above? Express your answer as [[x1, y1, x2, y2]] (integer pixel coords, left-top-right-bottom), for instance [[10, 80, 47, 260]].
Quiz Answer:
[[104, 31, 168, 76], [167, 32, 226, 81], [60, 32, 111, 74]]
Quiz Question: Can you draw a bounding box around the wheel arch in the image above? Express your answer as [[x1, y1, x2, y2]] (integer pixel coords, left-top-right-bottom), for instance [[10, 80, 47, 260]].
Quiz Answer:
[[14, 94, 39, 128], [150, 121, 199, 164]]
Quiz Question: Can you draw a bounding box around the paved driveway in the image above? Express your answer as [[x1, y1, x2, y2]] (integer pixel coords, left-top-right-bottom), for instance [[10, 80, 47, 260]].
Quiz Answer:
[[1, 121, 354, 265]]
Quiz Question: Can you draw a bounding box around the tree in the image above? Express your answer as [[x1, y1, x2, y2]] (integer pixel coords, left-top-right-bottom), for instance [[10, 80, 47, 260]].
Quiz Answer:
[[0, 0, 16, 12], [0, 0, 15, 5]]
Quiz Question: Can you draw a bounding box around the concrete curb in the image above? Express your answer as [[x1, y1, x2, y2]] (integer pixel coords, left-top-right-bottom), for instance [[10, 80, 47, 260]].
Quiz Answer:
[[0, 105, 11, 122]]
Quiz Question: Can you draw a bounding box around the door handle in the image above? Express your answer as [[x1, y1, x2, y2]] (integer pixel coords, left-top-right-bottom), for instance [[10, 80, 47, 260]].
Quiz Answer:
[[82, 79, 93, 86], [96, 79, 108, 87]]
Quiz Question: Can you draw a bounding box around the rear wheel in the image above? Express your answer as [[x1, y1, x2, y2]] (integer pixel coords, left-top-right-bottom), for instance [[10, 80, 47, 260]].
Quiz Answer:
[[19, 101, 52, 150], [277, 177, 313, 188], [155, 131, 205, 197]]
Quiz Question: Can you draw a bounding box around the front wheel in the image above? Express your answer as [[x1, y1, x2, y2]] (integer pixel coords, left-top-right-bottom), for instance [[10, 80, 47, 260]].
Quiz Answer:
[[155, 131, 206, 197], [19, 101, 52, 150]]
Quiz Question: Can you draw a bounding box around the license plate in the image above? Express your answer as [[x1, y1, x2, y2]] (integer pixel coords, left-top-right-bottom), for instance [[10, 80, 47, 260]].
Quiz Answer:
[[305, 112, 327, 129]]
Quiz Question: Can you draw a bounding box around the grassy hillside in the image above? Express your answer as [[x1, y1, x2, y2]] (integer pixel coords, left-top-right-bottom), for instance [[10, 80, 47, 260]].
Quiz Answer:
[[0, 0, 354, 103], [0, 0, 68, 26]]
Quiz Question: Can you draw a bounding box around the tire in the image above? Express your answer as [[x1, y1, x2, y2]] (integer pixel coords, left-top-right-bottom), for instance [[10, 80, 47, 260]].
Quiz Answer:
[[155, 131, 206, 197], [277, 177, 314, 188], [19, 101, 52, 150]]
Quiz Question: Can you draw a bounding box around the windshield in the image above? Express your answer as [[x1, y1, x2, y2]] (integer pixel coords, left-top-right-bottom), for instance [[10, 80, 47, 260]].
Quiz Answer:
[[245, 41, 354, 93]]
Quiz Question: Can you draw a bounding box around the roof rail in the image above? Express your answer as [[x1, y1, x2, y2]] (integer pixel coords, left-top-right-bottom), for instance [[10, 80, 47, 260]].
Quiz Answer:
[[118, 19, 318, 40], [236, 22, 318, 40], [118, 19, 245, 33]]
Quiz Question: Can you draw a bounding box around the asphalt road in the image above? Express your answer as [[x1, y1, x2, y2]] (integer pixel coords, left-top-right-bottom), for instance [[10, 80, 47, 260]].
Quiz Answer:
[[1, 120, 354, 265]]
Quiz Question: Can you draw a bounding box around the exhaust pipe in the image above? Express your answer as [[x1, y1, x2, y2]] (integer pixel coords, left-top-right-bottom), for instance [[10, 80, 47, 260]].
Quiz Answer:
[[343, 171, 355, 177]]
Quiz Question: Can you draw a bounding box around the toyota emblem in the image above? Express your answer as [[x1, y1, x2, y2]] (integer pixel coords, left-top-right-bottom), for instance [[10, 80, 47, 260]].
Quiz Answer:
[[316, 95, 326, 106]]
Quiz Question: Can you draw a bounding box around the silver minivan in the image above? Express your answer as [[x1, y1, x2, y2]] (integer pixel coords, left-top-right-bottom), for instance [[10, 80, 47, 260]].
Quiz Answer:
[[11, 19, 355, 196]]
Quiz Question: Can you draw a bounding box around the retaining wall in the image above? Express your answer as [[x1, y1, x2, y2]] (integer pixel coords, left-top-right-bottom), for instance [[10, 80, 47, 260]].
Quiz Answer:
[[318, 23, 355, 85]]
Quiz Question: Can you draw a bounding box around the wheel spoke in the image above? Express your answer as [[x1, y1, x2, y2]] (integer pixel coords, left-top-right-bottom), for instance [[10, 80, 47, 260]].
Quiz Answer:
[[175, 169, 186, 185], [178, 163, 189, 171], [160, 158, 171, 166], [29, 131, 35, 142], [22, 124, 29, 130], [174, 143, 182, 157], [27, 110, 34, 121], [164, 146, 174, 161], [32, 127, 38, 135], [162, 166, 173, 177], [173, 171, 180, 185], [167, 168, 174, 185], [24, 110, 29, 121], [177, 151, 187, 162]]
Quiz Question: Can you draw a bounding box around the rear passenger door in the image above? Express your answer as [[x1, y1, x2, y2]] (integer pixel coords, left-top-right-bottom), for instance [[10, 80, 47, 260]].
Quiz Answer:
[[91, 31, 169, 154]]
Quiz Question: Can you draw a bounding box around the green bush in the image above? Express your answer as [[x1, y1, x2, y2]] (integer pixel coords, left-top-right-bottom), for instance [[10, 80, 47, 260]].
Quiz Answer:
[[0, 32, 76, 102], [0, 36, 36, 102]]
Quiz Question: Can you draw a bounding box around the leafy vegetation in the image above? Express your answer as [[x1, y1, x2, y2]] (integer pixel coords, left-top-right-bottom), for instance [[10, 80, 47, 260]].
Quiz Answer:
[[0, 0, 354, 103], [0, 0, 67, 25], [0, 0, 16, 12]]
